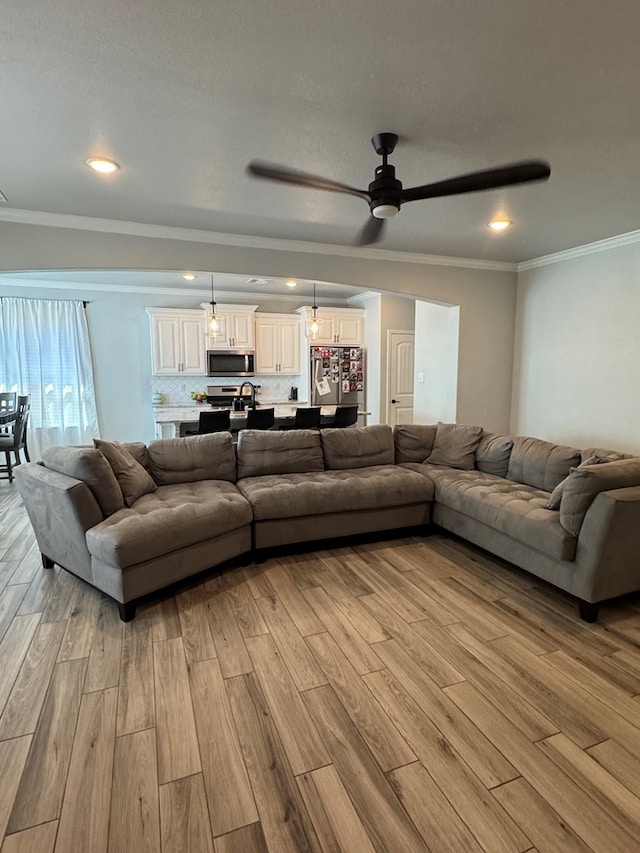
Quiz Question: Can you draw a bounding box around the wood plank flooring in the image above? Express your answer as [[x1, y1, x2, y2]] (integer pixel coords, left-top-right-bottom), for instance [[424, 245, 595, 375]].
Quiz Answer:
[[2, 482, 640, 852]]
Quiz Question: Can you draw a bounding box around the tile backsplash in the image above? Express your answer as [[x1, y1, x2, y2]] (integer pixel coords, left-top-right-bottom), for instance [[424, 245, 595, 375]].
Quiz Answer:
[[150, 374, 301, 405]]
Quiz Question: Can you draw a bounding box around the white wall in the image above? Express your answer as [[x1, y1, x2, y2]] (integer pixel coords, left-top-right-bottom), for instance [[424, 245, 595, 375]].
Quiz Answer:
[[413, 300, 460, 423], [0, 219, 518, 436], [512, 242, 640, 453], [358, 293, 416, 423]]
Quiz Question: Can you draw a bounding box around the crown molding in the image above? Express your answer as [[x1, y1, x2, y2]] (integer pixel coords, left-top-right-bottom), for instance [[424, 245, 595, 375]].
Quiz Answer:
[[518, 227, 640, 271], [0, 276, 354, 306], [0, 206, 517, 272]]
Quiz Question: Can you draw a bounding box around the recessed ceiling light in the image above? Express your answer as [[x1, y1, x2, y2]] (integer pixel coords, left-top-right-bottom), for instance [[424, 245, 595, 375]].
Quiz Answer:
[[182, 272, 196, 280], [86, 157, 120, 174], [285, 279, 298, 288], [488, 218, 512, 232]]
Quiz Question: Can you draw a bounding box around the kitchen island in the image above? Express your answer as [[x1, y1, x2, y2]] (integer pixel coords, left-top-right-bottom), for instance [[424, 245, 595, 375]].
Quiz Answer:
[[152, 403, 347, 439]]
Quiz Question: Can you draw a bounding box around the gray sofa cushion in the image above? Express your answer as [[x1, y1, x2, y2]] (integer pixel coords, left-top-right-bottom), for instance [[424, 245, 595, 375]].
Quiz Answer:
[[582, 446, 635, 463], [42, 445, 124, 517], [393, 424, 437, 463], [86, 481, 251, 569], [546, 454, 625, 511], [322, 424, 394, 470], [559, 456, 640, 536], [237, 465, 433, 521], [148, 433, 237, 485], [420, 464, 577, 561], [122, 441, 151, 469], [426, 422, 483, 470], [475, 432, 514, 478], [94, 439, 157, 507], [237, 429, 324, 478], [507, 436, 581, 492]]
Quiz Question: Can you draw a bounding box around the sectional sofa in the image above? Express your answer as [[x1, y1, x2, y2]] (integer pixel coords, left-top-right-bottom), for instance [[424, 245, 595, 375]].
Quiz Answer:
[[15, 423, 640, 622]]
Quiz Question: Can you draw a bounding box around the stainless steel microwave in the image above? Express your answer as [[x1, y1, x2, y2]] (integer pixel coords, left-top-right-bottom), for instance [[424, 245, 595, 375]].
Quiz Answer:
[[206, 350, 255, 377]]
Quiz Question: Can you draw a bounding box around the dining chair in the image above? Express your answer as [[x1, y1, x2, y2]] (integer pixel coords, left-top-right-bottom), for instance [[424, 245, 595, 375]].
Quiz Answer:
[[332, 405, 359, 428], [186, 409, 231, 435], [246, 407, 275, 430], [0, 394, 30, 483]]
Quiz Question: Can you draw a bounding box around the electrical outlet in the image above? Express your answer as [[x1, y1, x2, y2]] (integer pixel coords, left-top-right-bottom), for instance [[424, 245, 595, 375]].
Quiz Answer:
[[417, 372, 424, 383], [180, 383, 186, 392]]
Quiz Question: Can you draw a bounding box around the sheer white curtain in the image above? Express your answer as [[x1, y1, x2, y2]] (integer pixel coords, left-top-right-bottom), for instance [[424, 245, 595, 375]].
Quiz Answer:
[[0, 297, 100, 460]]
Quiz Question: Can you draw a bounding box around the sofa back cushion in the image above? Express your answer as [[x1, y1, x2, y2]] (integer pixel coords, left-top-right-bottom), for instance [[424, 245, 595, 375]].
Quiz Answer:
[[237, 429, 324, 478], [148, 433, 237, 484], [42, 446, 124, 517], [560, 457, 640, 535], [321, 424, 394, 470], [426, 422, 483, 470], [507, 436, 581, 492], [475, 432, 514, 478], [393, 424, 437, 463], [94, 439, 157, 507], [581, 446, 635, 463], [122, 441, 151, 469]]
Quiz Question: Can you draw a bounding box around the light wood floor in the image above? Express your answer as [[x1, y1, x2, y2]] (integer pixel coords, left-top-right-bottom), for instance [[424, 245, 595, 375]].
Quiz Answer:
[[2, 484, 640, 853]]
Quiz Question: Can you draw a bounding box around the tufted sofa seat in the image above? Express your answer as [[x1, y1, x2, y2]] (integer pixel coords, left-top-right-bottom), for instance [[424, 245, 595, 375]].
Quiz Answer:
[[86, 481, 252, 569], [402, 464, 576, 561]]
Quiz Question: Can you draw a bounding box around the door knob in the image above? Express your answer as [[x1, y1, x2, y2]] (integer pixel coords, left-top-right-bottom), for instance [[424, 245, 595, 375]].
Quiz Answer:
[[391, 399, 397, 404]]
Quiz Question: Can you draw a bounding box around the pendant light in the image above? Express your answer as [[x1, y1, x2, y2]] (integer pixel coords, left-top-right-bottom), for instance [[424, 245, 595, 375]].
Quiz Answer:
[[205, 274, 222, 339], [308, 282, 320, 339]]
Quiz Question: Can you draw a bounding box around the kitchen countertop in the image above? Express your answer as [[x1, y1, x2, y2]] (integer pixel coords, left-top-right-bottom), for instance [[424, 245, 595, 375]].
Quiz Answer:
[[153, 403, 333, 423]]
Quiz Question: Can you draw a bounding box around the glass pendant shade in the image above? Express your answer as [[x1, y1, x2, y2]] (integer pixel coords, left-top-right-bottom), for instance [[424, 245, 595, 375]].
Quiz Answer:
[[205, 275, 225, 340], [306, 282, 320, 339]]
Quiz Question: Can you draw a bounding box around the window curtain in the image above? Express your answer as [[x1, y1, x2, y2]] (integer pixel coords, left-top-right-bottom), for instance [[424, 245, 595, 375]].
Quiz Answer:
[[0, 297, 100, 460]]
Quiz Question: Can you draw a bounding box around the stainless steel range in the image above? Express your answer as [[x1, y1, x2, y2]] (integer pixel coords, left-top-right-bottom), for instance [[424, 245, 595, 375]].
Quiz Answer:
[[205, 384, 261, 409]]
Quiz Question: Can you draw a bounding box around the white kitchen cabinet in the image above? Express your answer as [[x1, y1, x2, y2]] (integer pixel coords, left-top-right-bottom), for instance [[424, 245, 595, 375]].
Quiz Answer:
[[255, 313, 300, 374], [147, 308, 206, 375], [203, 304, 257, 350], [296, 307, 364, 345]]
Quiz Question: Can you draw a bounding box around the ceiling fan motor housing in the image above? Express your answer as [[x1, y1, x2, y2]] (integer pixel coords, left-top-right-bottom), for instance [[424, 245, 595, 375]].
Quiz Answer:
[[369, 164, 403, 218]]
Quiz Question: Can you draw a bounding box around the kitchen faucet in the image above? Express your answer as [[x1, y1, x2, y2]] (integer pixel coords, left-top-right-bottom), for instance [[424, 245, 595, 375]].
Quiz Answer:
[[239, 381, 257, 409]]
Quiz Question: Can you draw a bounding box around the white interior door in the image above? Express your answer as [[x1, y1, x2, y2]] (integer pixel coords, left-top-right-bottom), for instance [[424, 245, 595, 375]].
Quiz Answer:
[[386, 330, 415, 426]]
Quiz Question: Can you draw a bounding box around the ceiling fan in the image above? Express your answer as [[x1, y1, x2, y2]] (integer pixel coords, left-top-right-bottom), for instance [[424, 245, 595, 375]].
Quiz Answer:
[[247, 133, 551, 246]]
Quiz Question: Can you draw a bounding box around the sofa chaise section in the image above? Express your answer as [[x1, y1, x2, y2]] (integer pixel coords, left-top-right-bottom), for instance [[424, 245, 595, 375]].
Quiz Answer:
[[16, 434, 252, 620]]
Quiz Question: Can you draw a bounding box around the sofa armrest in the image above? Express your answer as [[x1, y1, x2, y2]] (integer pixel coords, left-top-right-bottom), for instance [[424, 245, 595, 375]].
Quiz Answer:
[[573, 485, 640, 602], [15, 462, 103, 581]]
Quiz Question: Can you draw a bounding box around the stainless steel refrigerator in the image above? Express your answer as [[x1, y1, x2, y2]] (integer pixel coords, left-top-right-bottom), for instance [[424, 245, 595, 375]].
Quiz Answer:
[[310, 346, 365, 407]]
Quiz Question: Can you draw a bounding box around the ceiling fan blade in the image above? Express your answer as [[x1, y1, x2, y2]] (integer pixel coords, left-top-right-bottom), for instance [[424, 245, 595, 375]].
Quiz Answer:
[[247, 161, 371, 202], [401, 160, 551, 203], [353, 216, 386, 246]]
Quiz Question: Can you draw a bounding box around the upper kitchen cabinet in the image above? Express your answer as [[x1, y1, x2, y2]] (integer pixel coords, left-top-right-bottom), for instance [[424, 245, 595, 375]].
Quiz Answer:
[[296, 307, 364, 345], [203, 304, 258, 350], [255, 313, 300, 374], [147, 308, 206, 375]]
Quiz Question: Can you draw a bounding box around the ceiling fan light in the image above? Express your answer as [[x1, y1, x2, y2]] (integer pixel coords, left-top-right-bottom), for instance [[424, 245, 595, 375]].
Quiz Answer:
[[488, 218, 512, 232], [372, 203, 399, 220]]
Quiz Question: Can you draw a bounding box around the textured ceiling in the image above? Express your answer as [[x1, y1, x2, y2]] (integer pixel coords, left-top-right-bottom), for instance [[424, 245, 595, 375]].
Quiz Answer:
[[2, 0, 640, 263]]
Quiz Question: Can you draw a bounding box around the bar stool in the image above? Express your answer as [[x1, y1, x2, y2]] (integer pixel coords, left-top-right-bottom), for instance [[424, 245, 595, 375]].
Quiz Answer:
[[246, 407, 275, 430], [294, 407, 321, 429], [332, 405, 359, 428], [186, 410, 231, 434]]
